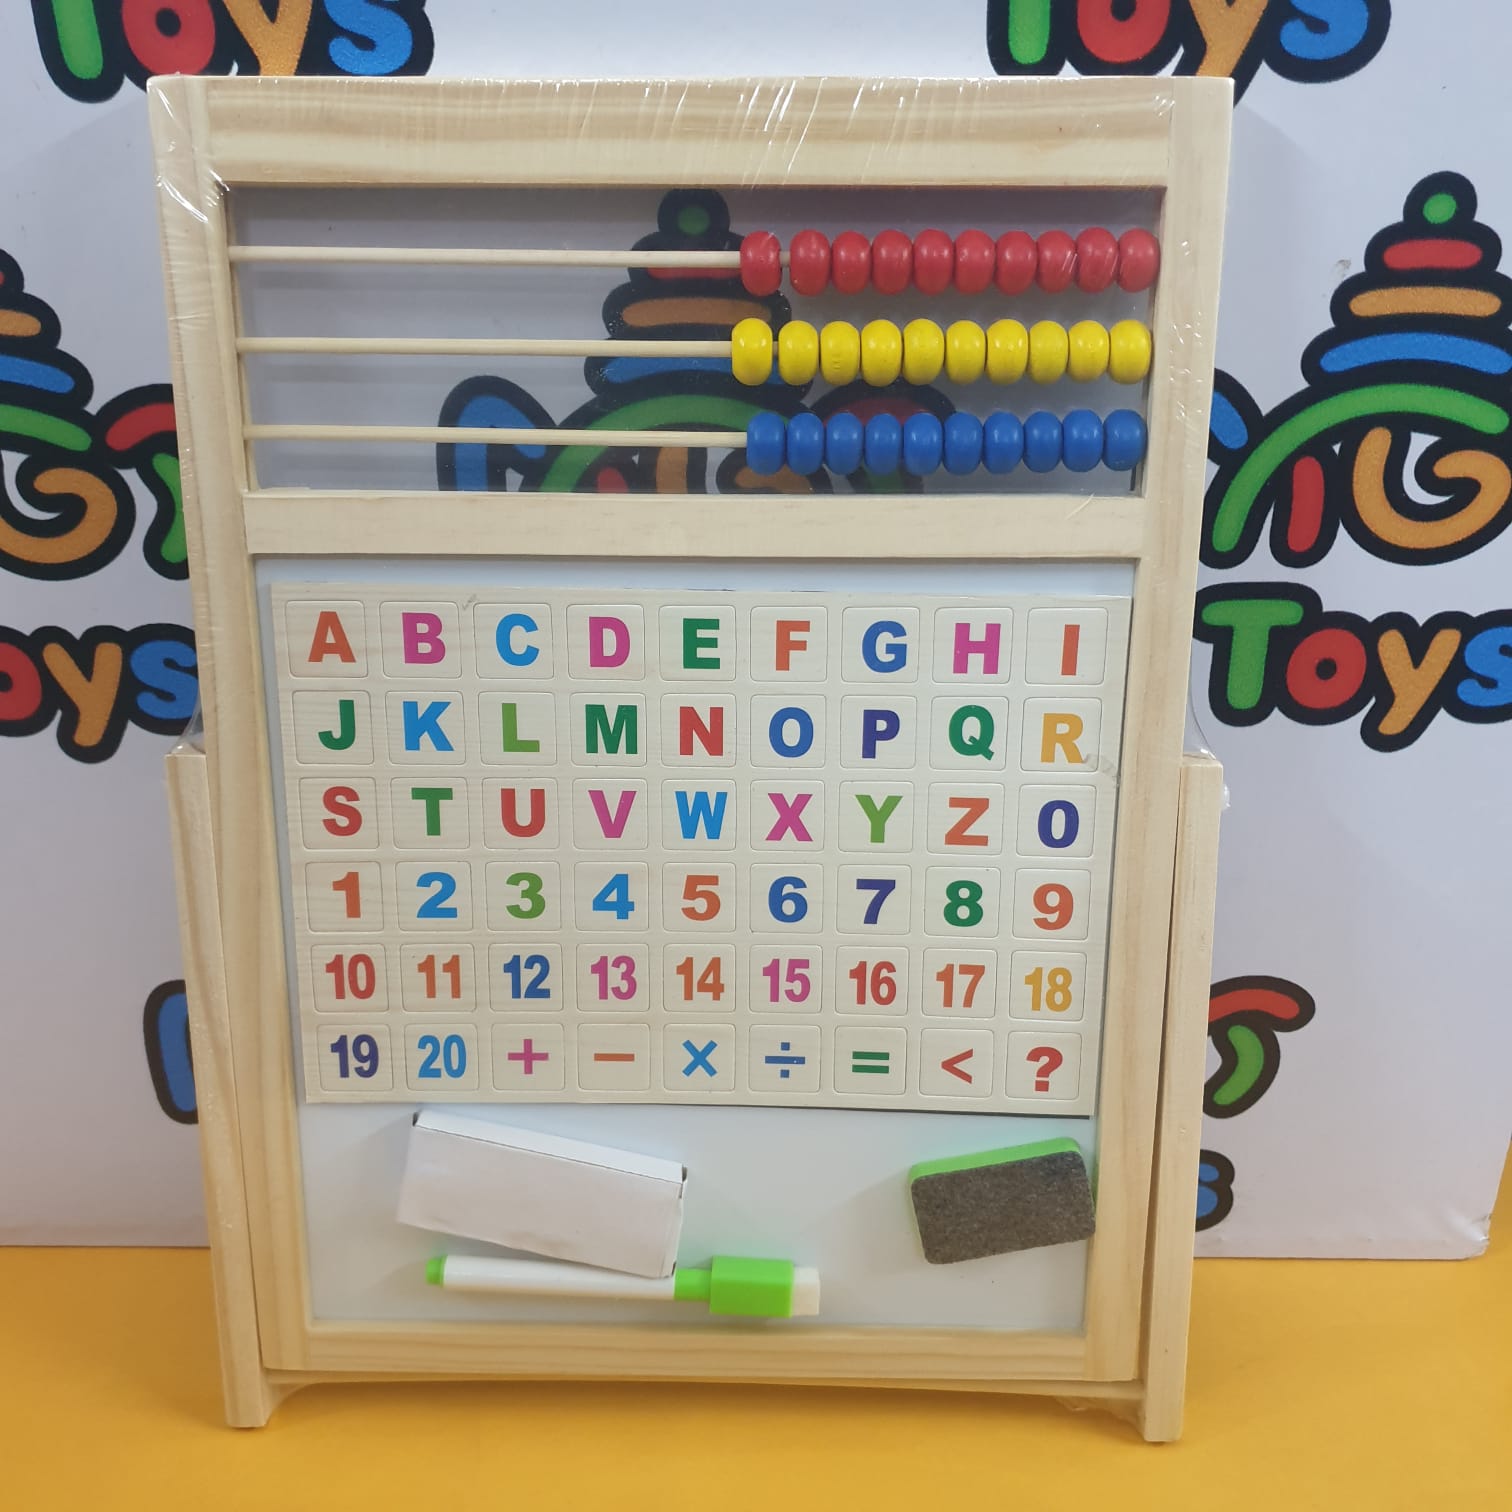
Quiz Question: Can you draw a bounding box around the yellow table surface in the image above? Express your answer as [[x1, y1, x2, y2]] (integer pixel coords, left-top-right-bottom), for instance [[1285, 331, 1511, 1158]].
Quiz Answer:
[[4, 1182, 1507, 1510]]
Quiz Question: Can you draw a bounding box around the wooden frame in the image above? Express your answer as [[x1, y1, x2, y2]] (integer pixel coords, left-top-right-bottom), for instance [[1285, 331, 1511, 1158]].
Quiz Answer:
[[151, 75, 1229, 1436]]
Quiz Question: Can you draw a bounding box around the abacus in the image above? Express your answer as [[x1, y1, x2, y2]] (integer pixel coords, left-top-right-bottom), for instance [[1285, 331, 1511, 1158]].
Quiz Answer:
[[153, 76, 1228, 1439]]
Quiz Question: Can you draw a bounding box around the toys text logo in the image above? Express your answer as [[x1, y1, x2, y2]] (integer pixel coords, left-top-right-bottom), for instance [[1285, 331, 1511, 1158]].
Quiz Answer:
[[0, 248, 195, 762], [1199, 173, 1512, 752], [32, 0, 433, 102], [987, 0, 1389, 97]]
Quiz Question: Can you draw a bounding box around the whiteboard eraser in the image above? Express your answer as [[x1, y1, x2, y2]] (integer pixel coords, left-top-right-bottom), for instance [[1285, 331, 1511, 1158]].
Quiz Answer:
[[396, 1111, 686, 1278]]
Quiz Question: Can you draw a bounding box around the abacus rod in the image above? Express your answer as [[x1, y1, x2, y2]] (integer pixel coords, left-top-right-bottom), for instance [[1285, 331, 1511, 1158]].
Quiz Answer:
[[237, 336, 732, 358], [228, 245, 753, 269], [244, 423, 750, 447]]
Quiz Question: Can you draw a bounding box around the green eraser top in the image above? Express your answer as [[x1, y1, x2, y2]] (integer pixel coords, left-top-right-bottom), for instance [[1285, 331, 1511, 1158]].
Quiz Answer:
[[907, 1136, 1085, 1185], [424, 1256, 446, 1286]]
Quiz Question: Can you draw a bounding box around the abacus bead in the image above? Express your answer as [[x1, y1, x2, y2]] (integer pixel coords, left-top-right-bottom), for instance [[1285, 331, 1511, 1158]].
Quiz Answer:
[[1117, 229, 1161, 292], [746, 412, 786, 476], [861, 319, 904, 386], [740, 231, 782, 296], [1028, 320, 1070, 385], [1075, 228, 1119, 292], [820, 321, 862, 385], [995, 231, 1038, 294], [731, 317, 774, 386], [1067, 320, 1110, 382], [913, 229, 955, 295], [788, 230, 831, 296], [954, 229, 995, 294], [982, 412, 1024, 473], [1023, 411, 1063, 472], [1061, 409, 1104, 472], [943, 412, 984, 475], [1109, 319, 1154, 383], [825, 412, 865, 475], [778, 320, 820, 385], [902, 318, 945, 385], [985, 319, 1029, 384], [1036, 230, 1078, 292], [872, 230, 913, 295], [945, 321, 987, 384], [786, 411, 826, 475], [864, 413, 903, 475], [903, 412, 944, 474], [1103, 409, 1148, 470], [831, 231, 872, 294]]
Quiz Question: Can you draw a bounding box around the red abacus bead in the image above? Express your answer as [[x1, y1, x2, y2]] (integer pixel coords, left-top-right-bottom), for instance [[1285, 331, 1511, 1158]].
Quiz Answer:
[[1118, 228, 1161, 292], [872, 229, 914, 294], [1075, 227, 1119, 292], [740, 231, 782, 296], [994, 230, 1038, 294], [954, 229, 995, 293], [788, 229, 831, 296], [1036, 230, 1078, 292], [913, 228, 955, 295], [831, 230, 872, 293]]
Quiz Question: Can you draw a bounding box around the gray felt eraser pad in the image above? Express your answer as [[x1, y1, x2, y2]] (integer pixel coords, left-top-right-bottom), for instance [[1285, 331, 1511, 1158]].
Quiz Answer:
[[908, 1137, 1096, 1264]]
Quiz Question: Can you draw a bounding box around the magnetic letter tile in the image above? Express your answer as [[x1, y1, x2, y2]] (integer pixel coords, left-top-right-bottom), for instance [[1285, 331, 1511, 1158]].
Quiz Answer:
[[474, 603, 554, 680], [489, 944, 567, 1012], [287, 602, 367, 678], [380, 601, 462, 678], [750, 607, 828, 682], [299, 777, 378, 849]]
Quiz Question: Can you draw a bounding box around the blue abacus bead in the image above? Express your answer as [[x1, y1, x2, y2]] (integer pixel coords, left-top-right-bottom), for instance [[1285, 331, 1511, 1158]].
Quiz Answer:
[[746, 412, 786, 476], [864, 413, 903, 475], [1062, 409, 1104, 472], [982, 412, 1024, 474], [825, 411, 865, 475], [902, 412, 943, 475], [1023, 411, 1063, 473], [786, 411, 825, 476], [1103, 408, 1148, 470], [942, 412, 984, 476]]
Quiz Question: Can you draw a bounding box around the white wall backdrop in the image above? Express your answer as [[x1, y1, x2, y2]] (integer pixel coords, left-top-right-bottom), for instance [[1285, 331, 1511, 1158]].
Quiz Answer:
[[0, 0, 1505, 1254]]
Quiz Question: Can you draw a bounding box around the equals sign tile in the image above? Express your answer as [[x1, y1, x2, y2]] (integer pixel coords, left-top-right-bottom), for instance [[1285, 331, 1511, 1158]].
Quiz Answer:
[[851, 1050, 891, 1075]]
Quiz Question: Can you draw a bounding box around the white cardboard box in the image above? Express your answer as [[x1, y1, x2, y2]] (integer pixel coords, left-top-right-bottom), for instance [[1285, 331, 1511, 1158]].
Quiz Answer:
[[396, 1111, 686, 1278]]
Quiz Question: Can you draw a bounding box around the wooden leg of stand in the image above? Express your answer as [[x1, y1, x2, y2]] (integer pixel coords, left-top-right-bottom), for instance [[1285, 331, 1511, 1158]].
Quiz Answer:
[[1138, 754, 1224, 1442], [167, 747, 283, 1428]]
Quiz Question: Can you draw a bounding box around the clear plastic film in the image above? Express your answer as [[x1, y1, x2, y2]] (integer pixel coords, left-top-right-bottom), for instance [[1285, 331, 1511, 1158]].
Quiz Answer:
[[149, 72, 1226, 767]]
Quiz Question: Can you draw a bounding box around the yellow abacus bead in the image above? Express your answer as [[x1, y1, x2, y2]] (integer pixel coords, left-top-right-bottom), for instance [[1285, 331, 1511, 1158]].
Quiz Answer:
[[902, 318, 945, 385], [1068, 320, 1110, 382], [1109, 319, 1154, 383], [985, 319, 1029, 384], [945, 321, 986, 384], [731, 317, 774, 386], [778, 320, 820, 385], [861, 320, 903, 386], [1028, 320, 1070, 385], [820, 321, 861, 385]]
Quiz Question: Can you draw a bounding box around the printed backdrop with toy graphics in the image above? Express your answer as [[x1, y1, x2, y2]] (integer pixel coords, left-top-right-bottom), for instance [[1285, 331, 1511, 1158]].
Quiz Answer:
[[0, 0, 1506, 1255]]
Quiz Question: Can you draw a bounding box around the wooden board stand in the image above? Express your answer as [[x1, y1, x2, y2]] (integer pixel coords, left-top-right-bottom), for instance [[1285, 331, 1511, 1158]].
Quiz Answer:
[[152, 75, 1229, 1438]]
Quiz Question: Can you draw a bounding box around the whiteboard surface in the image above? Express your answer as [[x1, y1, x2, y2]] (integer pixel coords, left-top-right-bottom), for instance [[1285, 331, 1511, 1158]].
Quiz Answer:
[[261, 556, 1132, 1329]]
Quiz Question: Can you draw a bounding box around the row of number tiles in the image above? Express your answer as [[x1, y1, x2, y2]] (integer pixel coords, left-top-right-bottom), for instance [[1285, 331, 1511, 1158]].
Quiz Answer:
[[296, 777, 1099, 857], [313, 1018, 1086, 1102], [298, 861, 1097, 941], [311, 942, 1091, 1022], [281, 600, 1113, 688], [285, 690, 1109, 773]]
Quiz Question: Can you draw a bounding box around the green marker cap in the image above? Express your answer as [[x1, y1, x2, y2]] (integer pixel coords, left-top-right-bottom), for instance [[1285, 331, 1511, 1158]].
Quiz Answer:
[[425, 1256, 446, 1286], [673, 1256, 816, 1318]]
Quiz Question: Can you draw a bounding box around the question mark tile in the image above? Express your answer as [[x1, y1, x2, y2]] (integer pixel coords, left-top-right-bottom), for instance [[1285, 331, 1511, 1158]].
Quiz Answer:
[[1006, 1032, 1082, 1100]]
